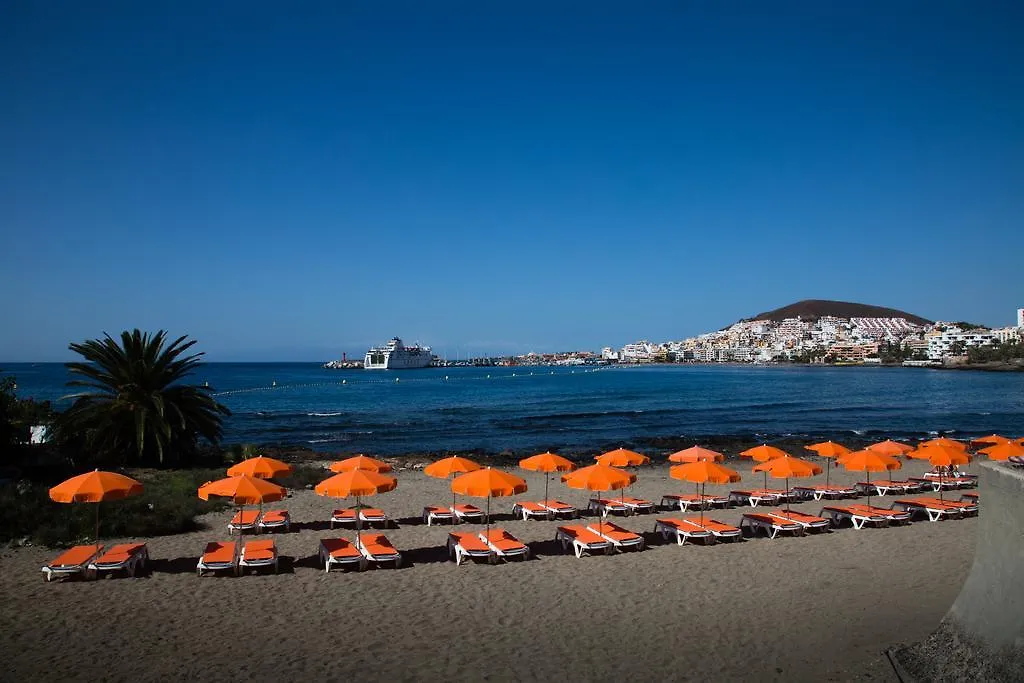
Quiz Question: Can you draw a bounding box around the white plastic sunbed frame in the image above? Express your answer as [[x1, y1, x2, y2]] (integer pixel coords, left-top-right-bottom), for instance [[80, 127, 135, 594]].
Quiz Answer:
[[740, 513, 804, 539], [554, 527, 612, 558]]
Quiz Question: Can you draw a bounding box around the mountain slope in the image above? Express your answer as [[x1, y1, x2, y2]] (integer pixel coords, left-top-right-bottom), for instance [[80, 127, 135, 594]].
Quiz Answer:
[[749, 299, 932, 326]]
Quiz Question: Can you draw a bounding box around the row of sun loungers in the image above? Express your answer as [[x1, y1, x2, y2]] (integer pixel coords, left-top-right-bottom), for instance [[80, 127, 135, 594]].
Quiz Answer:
[[228, 509, 291, 534], [40, 543, 150, 582]]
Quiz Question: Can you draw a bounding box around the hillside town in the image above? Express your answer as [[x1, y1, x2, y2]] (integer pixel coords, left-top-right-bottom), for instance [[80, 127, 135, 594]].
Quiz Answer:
[[595, 308, 1024, 366]]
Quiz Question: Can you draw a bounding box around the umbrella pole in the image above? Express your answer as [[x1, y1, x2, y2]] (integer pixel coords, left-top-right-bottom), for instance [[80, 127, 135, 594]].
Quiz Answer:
[[786, 477, 791, 512], [544, 474, 550, 505], [867, 471, 871, 510], [939, 468, 944, 502], [699, 483, 705, 527], [485, 494, 491, 541], [452, 489, 457, 526], [825, 459, 831, 488], [95, 502, 100, 546], [355, 494, 361, 549]]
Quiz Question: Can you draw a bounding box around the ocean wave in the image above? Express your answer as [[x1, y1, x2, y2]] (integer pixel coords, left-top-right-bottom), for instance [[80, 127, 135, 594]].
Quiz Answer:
[[308, 412, 343, 417]]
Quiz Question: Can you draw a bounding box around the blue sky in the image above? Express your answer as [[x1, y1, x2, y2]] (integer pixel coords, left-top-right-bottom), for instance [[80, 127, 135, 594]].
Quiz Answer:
[[2, 2, 1022, 361]]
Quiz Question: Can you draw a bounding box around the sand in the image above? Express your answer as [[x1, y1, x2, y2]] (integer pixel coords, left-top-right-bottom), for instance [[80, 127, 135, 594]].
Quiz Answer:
[[0, 459, 976, 682]]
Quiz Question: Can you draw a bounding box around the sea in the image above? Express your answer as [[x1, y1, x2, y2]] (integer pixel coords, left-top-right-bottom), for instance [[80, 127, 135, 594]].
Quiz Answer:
[[4, 363, 1023, 455]]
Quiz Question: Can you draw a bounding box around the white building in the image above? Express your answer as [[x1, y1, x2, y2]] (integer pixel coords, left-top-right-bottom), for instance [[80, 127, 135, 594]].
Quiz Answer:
[[619, 341, 657, 362], [927, 331, 997, 360], [601, 347, 619, 361], [992, 327, 1022, 344], [1018, 308, 1024, 328]]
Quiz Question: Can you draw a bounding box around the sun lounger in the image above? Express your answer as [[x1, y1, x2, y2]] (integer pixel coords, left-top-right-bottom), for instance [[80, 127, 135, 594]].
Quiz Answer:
[[914, 497, 978, 517], [447, 531, 493, 565], [197, 541, 238, 577], [512, 501, 553, 521], [239, 540, 278, 574], [355, 533, 403, 568], [792, 485, 857, 501], [41, 544, 103, 582], [228, 510, 260, 534], [587, 521, 645, 551], [653, 518, 715, 545], [331, 507, 389, 529], [891, 499, 963, 522], [660, 493, 730, 511], [452, 504, 485, 523], [960, 492, 979, 504], [1009, 455, 1024, 468], [854, 480, 920, 496], [729, 490, 778, 507], [257, 509, 290, 533], [908, 477, 964, 492], [751, 488, 797, 502], [846, 503, 912, 524], [555, 525, 613, 558], [539, 499, 579, 518], [740, 512, 804, 539], [588, 498, 629, 517], [422, 505, 456, 526], [319, 538, 367, 572], [767, 510, 831, 533], [820, 505, 890, 530], [480, 528, 530, 562], [88, 543, 149, 578], [618, 496, 655, 515]]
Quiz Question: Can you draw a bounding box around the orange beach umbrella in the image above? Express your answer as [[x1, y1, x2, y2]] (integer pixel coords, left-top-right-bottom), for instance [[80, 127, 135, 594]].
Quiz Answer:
[[838, 449, 901, 508], [451, 467, 526, 538], [424, 456, 482, 525], [50, 470, 144, 543], [919, 437, 967, 451], [971, 434, 1011, 447], [519, 452, 576, 504], [867, 440, 914, 457], [594, 447, 650, 467], [227, 456, 293, 479], [667, 446, 724, 463], [752, 456, 822, 511], [979, 441, 1024, 461], [330, 454, 393, 473], [315, 470, 397, 546], [199, 475, 287, 562], [805, 441, 851, 488], [910, 445, 972, 501], [740, 444, 791, 487], [562, 464, 635, 536], [670, 461, 740, 524]]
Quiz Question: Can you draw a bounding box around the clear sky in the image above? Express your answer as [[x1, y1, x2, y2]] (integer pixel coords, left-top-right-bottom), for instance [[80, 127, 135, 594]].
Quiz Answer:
[[2, 2, 1022, 361]]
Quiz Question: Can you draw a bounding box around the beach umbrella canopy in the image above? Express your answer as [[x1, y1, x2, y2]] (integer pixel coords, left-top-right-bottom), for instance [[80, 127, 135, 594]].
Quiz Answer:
[[867, 440, 914, 457], [562, 464, 635, 535], [50, 470, 144, 543], [594, 447, 650, 467], [315, 470, 398, 546], [979, 441, 1024, 461], [804, 441, 851, 488], [838, 449, 902, 508], [910, 445, 972, 501], [670, 461, 740, 523], [519, 452, 576, 504], [424, 456, 482, 525], [667, 446, 724, 463], [330, 454, 393, 473], [740, 444, 790, 462], [451, 467, 526, 538], [971, 434, 1011, 447], [919, 437, 967, 451], [199, 475, 287, 504], [227, 456, 293, 479], [752, 456, 822, 511]]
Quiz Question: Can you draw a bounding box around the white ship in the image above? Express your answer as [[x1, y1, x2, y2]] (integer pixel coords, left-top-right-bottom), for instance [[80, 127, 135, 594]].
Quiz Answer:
[[364, 337, 433, 370]]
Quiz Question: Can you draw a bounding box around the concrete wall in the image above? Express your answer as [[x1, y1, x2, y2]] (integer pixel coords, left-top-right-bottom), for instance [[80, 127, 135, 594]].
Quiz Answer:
[[947, 460, 1024, 650]]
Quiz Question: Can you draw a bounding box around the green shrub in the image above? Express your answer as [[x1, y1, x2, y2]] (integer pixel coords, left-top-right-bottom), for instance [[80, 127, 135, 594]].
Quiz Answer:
[[281, 464, 328, 490], [0, 468, 229, 547]]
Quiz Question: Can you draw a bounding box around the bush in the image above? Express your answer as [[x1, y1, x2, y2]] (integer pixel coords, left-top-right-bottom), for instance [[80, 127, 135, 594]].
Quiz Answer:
[[281, 464, 328, 490], [0, 468, 229, 547]]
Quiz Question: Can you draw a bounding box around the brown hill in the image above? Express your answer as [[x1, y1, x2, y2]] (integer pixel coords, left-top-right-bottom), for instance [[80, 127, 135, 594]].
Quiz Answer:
[[748, 299, 932, 326]]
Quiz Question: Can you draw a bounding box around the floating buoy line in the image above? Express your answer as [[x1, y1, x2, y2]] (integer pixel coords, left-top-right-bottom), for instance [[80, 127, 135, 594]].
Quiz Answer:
[[209, 366, 615, 397]]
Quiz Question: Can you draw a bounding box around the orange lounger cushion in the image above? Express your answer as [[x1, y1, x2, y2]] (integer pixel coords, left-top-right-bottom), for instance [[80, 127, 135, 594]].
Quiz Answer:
[[261, 510, 289, 523], [450, 532, 490, 553], [848, 504, 908, 518], [592, 522, 640, 542], [50, 545, 102, 569], [689, 518, 741, 534], [321, 538, 362, 559], [93, 543, 146, 566], [915, 498, 975, 510], [230, 510, 260, 525], [243, 540, 276, 561], [541, 499, 574, 509], [334, 508, 385, 518], [773, 510, 827, 524], [425, 505, 451, 514], [202, 542, 237, 564], [359, 533, 398, 555], [453, 504, 483, 514], [558, 525, 607, 544], [481, 528, 526, 553]]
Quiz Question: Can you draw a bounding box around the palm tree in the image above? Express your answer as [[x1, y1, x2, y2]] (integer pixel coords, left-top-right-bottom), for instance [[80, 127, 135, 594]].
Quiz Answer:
[[53, 330, 230, 466]]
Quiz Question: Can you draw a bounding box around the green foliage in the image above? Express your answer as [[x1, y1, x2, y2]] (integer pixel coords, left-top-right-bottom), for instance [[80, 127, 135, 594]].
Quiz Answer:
[[877, 342, 917, 363], [0, 373, 54, 465], [284, 464, 328, 489], [0, 468, 229, 547], [51, 330, 230, 467], [967, 339, 1024, 364]]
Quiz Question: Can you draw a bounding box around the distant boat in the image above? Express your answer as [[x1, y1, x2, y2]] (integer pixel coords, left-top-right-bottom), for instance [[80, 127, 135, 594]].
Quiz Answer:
[[364, 337, 433, 370]]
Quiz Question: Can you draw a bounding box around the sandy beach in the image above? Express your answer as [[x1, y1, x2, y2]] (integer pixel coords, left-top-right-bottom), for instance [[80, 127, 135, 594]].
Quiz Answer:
[[0, 459, 976, 682]]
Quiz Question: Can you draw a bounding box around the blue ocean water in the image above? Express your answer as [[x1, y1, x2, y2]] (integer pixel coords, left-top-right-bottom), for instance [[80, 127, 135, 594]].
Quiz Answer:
[[4, 363, 1023, 454]]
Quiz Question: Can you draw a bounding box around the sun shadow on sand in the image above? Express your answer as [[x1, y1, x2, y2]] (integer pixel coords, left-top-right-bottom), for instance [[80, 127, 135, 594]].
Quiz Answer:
[[149, 556, 201, 575]]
